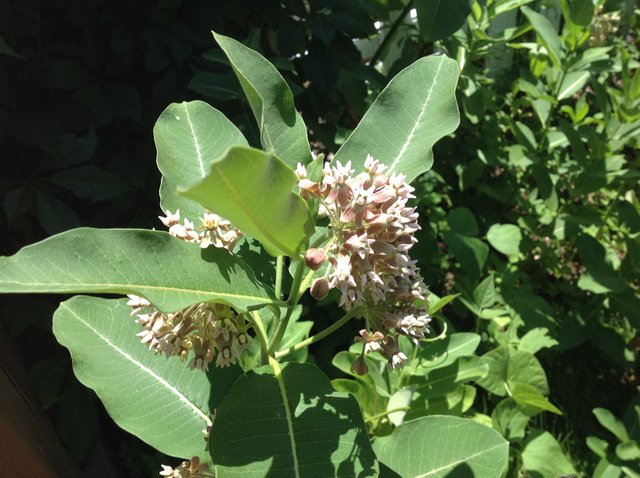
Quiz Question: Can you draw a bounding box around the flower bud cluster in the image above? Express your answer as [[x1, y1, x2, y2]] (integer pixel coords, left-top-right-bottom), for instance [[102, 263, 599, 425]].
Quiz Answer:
[[296, 155, 430, 371], [159, 209, 242, 252], [160, 456, 214, 478], [127, 295, 252, 371]]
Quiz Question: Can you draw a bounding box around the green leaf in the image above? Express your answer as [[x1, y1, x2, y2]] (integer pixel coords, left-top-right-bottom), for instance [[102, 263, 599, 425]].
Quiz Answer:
[[154, 100, 248, 220], [410, 332, 481, 374], [576, 234, 627, 293], [443, 231, 489, 278], [511, 383, 563, 415], [53, 297, 211, 458], [594, 408, 630, 442], [188, 73, 240, 101], [213, 32, 312, 168], [521, 6, 565, 67], [181, 145, 313, 257], [411, 356, 489, 398], [521, 430, 577, 477], [49, 165, 129, 201], [518, 327, 558, 354], [414, 0, 472, 42], [333, 55, 460, 181], [405, 385, 477, 420], [210, 361, 378, 477], [427, 293, 460, 315], [0, 228, 274, 312], [474, 275, 497, 309], [447, 207, 479, 236], [373, 416, 509, 477], [617, 441, 640, 461], [0, 34, 25, 59], [477, 347, 549, 397], [487, 223, 522, 256], [558, 70, 591, 100], [492, 398, 532, 441]]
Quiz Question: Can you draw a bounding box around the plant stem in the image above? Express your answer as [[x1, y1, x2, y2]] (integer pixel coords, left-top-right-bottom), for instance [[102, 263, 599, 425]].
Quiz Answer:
[[267, 259, 307, 355], [369, 1, 414, 66], [364, 406, 410, 424], [275, 307, 361, 359], [275, 255, 284, 300], [247, 311, 269, 365]]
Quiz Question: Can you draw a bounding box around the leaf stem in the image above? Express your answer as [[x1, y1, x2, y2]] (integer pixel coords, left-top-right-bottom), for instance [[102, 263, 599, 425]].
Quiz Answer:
[[275, 255, 284, 300], [364, 406, 410, 424], [275, 307, 362, 359], [267, 259, 307, 355], [248, 311, 270, 365]]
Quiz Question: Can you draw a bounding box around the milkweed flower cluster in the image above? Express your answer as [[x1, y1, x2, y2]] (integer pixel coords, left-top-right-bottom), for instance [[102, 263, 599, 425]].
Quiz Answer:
[[127, 295, 252, 371], [159, 209, 242, 252], [296, 155, 430, 372]]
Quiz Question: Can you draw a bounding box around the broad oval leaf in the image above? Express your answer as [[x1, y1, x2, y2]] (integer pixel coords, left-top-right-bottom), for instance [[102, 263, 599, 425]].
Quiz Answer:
[[333, 55, 460, 181], [0, 228, 275, 312], [154, 100, 248, 220], [477, 347, 549, 397], [373, 416, 509, 477], [210, 361, 378, 477], [521, 430, 577, 477], [53, 296, 211, 458], [409, 332, 481, 375], [181, 145, 314, 257], [486, 223, 522, 256], [213, 32, 312, 168]]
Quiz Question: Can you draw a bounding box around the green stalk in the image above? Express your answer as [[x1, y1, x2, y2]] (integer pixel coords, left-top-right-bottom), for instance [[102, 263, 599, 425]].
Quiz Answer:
[[267, 259, 306, 355], [247, 311, 270, 366], [364, 407, 410, 424], [275, 307, 362, 359], [275, 255, 284, 300]]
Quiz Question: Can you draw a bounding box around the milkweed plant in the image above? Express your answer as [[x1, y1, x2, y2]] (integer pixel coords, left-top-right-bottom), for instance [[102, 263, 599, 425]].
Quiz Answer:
[[0, 33, 510, 477]]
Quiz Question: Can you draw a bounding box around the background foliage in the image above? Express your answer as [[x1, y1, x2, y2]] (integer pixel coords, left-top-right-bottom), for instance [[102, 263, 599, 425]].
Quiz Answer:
[[1, 0, 638, 476]]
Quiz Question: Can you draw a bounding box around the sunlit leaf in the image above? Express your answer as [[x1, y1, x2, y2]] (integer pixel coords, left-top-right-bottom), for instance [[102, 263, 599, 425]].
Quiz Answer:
[[53, 297, 211, 458]]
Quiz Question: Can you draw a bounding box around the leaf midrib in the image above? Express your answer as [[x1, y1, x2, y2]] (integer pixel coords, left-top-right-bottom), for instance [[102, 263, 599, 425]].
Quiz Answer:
[[0, 280, 269, 303], [61, 302, 212, 426], [183, 102, 206, 177], [414, 442, 507, 477], [211, 159, 297, 257], [388, 57, 445, 175]]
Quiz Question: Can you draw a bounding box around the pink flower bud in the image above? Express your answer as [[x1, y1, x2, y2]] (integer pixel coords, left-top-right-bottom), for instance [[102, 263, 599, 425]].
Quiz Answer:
[[310, 278, 330, 300], [305, 248, 326, 271]]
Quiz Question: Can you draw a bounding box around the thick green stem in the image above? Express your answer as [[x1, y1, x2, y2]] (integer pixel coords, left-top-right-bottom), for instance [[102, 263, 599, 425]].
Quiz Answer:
[[364, 407, 410, 424], [275, 307, 362, 359], [267, 259, 306, 355], [247, 311, 270, 366], [275, 256, 284, 300]]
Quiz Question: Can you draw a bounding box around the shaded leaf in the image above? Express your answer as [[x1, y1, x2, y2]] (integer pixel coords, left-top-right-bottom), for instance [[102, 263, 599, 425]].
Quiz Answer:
[[415, 0, 472, 42], [210, 361, 378, 477], [213, 32, 312, 168], [477, 347, 549, 397], [49, 165, 129, 201]]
